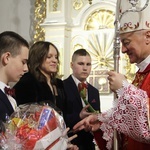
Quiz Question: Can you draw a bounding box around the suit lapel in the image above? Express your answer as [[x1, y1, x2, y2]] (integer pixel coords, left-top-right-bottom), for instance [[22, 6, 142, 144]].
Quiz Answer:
[[0, 90, 14, 113], [68, 76, 82, 106], [87, 84, 92, 103]]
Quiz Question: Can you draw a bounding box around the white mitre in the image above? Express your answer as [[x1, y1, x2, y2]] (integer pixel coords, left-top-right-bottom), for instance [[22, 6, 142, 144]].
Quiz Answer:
[[119, 0, 150, 34]]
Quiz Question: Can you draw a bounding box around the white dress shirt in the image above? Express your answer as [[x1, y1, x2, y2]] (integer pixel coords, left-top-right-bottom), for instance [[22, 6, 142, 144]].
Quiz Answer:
[[0, 81, 17, 111], [136, 55, 150, 72], [71, 74, 88, 107]]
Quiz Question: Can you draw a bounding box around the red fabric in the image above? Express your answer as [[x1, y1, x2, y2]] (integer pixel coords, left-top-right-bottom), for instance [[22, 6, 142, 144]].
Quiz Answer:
[[123, 64, 150, 150], [125, 137, 150, 150], [93, 125, 107, 150], [93, 64, 150, 150], [4, 87, 15, 97]]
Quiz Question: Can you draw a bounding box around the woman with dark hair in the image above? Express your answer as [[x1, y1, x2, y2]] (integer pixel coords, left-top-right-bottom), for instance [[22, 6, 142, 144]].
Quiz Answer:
[[13, 41, 66, 115], [12, 41, 78, 150]]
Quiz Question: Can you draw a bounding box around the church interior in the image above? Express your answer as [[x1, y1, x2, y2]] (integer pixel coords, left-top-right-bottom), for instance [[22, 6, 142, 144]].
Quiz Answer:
[[0, 0, 136, 112]]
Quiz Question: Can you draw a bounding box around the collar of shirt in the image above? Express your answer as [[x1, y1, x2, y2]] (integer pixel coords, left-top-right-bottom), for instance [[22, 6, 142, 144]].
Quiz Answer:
[[0, 81, 17, 111], [0, 81, 10, 93], [136, 55, 150, 72], [71, 74, 87, 87], [71, 75, 87, 107]]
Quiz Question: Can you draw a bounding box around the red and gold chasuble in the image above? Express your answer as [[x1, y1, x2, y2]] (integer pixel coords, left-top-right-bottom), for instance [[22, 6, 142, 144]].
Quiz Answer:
[[123, 64, 150, 150], [94, 64, 150, 150]]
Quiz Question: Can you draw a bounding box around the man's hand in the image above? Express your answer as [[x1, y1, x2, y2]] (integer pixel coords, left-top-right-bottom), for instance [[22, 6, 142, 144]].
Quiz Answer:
[[67, 134, 79, 150], [63, 128, 79, 150], [107, 71, 127, 91], [73, 114, 101, 133], [79, 105, 92, 119], [67, 144, 79, 150]]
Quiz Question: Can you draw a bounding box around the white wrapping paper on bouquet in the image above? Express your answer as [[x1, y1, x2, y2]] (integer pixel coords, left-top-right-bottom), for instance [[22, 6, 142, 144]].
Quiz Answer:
[[34, 127, 68, 150], [1, 103, 68, 150]]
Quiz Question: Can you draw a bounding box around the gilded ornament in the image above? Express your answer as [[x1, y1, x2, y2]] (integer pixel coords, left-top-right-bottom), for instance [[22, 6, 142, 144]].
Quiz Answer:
[[88, 0, 93, 5], [73, 0, 83, 10], [53, 0, 59, 11], [33, 0, 46, 43], [123, 54, 136, 82], [85, 9, 115, 30]]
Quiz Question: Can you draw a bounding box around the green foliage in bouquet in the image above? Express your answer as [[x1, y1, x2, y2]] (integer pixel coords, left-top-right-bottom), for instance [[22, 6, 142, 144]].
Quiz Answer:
[[78, 82, 99, 113]]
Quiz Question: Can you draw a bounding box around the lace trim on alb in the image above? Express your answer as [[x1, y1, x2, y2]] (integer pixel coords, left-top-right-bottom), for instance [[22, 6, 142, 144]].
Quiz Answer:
[[99, 81, 150, 150]]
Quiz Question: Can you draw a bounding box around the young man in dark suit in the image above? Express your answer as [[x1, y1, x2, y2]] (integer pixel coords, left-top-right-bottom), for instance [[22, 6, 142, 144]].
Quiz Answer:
[[63, 49, 100, 150], [0, 31, 29, 122]]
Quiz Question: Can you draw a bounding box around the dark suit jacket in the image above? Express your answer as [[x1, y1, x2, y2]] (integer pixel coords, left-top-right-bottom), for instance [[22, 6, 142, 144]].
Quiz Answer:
[[13, 72, 67, 115], [0, 90, 14, 121], [63, 75, 100, 147]]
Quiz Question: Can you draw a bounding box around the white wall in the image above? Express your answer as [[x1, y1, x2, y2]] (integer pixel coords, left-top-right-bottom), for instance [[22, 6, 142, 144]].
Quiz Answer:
[[0, 0, 35, 43]]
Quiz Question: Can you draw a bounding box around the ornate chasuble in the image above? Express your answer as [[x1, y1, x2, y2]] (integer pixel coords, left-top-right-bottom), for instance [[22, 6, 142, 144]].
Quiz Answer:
[[133, 64, 150, 97], [123, 64, 150, 150], [94, 64, 150, 150]]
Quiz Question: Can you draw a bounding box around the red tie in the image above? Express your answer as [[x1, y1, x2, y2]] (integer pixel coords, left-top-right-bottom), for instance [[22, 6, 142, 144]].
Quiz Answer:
[[78, 82, 88, 92], [4, 87, 15, 97]]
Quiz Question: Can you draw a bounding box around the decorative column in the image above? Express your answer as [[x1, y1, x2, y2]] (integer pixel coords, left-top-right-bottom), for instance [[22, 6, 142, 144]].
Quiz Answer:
[[33, 0, 46, 43]]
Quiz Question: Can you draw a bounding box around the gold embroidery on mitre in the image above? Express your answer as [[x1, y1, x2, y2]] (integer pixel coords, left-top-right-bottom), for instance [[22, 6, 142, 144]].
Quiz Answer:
[[120, 22, 139, 32]]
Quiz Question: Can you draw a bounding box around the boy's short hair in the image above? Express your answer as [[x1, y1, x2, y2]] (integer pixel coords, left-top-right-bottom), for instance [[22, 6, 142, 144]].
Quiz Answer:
[[72, 49, 91, 62], [0, 31, 29, 56]]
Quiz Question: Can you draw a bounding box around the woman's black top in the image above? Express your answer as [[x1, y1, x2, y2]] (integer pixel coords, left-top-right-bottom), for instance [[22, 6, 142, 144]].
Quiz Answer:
[[13, 72, 67, 115]]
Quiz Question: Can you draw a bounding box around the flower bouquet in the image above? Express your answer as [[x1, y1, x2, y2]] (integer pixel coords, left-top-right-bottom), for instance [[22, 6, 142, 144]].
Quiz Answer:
[[0, 103, 68, 150], [78, 82, 106, 149], [78, 82, 98, 113]]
